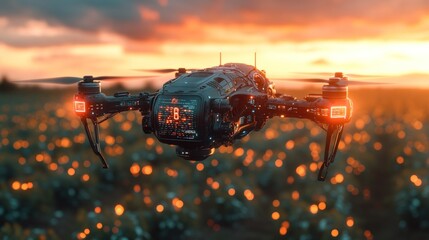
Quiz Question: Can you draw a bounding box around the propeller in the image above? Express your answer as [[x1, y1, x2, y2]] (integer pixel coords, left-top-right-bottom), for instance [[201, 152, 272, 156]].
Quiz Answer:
[[15, 75, 155, 85], [290, 72, 386, 78], [271, 72, 389, 86], [271, 78, 387, 85], [135, 68, 200, 74]]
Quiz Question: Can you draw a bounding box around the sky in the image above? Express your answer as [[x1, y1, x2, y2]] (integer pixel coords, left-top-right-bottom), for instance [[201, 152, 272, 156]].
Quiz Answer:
[[1, 0, 429, 88]]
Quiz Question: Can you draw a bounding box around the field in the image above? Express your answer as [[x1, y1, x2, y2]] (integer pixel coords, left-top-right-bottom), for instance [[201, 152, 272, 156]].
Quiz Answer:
[[0, 84, 428, 239]]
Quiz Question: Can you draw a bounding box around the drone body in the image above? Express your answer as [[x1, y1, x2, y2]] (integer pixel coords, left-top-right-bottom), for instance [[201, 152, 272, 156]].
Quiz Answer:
[[72, 63, 352, 181]]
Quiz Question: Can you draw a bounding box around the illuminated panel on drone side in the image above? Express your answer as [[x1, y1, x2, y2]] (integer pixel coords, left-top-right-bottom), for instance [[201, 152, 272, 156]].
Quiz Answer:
[[155, 95, 201, 140], [330, 106, 347, 119], [74, 100, 86, 113]]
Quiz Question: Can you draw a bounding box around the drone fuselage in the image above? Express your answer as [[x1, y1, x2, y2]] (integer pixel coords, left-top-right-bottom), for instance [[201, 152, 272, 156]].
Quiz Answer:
[[144, 63, 275, 160]]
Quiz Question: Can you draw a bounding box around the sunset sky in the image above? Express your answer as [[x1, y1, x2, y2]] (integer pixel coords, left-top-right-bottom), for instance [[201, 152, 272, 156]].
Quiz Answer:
[[1, 0, 429, 88]]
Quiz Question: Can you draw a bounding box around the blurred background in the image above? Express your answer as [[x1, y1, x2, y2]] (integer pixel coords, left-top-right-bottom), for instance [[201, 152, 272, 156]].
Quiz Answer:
[[1, 1, 429, 239]]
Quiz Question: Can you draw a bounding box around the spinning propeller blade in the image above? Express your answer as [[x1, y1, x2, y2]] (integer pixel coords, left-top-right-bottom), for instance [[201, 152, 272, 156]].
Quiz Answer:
[[291, 72, 386, 78], [16, 76, 155, 85], [135, 68, 200, 74], [271, 77, 389, 86]]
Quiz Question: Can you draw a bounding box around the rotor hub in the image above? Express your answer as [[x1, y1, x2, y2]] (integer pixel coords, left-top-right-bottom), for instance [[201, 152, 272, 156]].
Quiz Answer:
[[322, 85, 348, 99], [78, 80, 101, 95]]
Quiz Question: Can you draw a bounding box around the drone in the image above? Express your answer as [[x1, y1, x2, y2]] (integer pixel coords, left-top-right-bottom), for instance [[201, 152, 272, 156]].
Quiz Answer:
[[20, 62, 359, 181]]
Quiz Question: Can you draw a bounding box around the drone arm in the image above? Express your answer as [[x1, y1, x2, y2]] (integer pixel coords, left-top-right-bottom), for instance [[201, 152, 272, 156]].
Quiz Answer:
[[265, 97, 314, 120], [265, 96, 352, 181], [75, 92, 154, 167]]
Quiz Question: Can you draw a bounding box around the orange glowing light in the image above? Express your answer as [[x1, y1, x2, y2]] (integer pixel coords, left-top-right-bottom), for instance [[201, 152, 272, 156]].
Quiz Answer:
[[49, 163, 58, 171], [318, 202, 327, 210], [144, 196, 152, 205], [271, 211, 280, 220], [81, 174, 90, 182], [373, 142, 382, 150], [72, 161, 79, 168], [77, 232, 86, 239], [331, 229, 339, 237], [413, 121, 423, 130], [285, 140, 295, 150], [335, 174, 344, 183], [228, 188, 236, 196], [364, 230, 373, 239], [67, 168, 75, 176], [279, 226, 287, 235], [74, 101, 86, 113], [396, 156, 404, 164], [84, 228, 90, 235], [296, 165, 307, 177], [346, 217, 354, 227], [96, 222, 103, 229], [211, 181, 220, 190], [244, 189, 254, 201], [18, 157, 26, 165], [11, 181, 20, 190], [173, 198, 184, 209], [121, 122, 132, 131], [156, 204, 164, 213], [114, 204, 125, 216], [130, 163, 141, 176], [133, 184, 141, 193], [274, 159, 283, 168], [309, 162, 318, 172], [94, 207, 101, 214], [206, 177, 214, 185], [330, 106, 347, 119], [291, 191, 300, 200], [21, 183, 29, 190], [196, 163, 204, 171], [272, 199, 280, 207], [35, 154, 44, 162], [105, 135, 115, 145], [234, 148, 244, 157], [142, 165, 153, 175], [146, 137, 155, 146], [309, 204, 318, 214]]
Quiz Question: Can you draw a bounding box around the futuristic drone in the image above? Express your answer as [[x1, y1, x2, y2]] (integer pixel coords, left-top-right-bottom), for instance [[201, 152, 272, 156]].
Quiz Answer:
[[22, 63, 355, 181]]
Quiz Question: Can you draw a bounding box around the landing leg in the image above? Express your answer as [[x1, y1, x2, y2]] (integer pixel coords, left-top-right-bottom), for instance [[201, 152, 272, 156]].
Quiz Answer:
[[318, 124, 344, 181]]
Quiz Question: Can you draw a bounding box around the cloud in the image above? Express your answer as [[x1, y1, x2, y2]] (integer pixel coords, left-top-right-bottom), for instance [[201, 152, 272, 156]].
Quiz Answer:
[[1, 0, 429, 48]]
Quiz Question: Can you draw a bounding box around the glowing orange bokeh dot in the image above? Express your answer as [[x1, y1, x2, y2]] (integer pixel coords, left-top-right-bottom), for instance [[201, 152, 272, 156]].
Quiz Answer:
[[130, 163, 141, 175], [94, 206, 101, 214], [114, 204, 125, 216], [309, 204, 318, 214], [142, 165, 153, 175], [331, 229, 339, 237], [271, 211, 280, 220], [196, 163, 204, 171], [244, 189, 254, 201], [228, 188, 236, 196], [156, 204, 164, 213], [272, 199, 280, 207], [346, 217, 354, 227]]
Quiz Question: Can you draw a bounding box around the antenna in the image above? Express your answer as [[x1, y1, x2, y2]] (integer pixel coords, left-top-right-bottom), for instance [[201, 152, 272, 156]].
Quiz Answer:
[[254, 52, 257, 68], [219, 52, 222, 66]]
